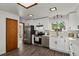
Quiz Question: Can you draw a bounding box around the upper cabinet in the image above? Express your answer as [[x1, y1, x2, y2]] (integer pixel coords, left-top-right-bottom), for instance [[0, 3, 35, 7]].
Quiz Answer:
[[69, 12, 79, 30], [69, 13, 77, 30]]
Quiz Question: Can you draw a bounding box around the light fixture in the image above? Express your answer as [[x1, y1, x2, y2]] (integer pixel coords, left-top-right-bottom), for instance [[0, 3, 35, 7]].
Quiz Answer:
[[53, 14, 63, 19], [28, 14, 33, 17], [49, 7, 63, 19], [29, 14, 33, 17], [50, 7, 57, 12]]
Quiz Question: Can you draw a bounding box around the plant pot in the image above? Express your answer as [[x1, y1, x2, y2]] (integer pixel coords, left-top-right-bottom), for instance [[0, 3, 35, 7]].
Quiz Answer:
[[55, 29, 62, 31], [59, 29, 62, 31]]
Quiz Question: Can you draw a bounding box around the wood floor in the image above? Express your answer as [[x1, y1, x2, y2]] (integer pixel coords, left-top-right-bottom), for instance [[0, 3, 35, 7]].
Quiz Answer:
[[1, 45, 69, 56]]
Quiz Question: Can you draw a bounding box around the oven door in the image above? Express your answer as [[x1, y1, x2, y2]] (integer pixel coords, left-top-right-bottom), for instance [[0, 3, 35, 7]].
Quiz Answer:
[[34, 36, 41, 44]]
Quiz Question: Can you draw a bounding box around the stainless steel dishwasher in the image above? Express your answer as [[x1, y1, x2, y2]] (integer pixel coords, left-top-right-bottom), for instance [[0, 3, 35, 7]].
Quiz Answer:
[[42, 36, 49, 48]]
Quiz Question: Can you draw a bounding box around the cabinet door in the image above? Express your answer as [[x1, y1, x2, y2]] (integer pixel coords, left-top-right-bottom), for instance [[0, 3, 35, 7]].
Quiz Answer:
[[71, 40, 79, 56], [64, 38, 70, 53], [49, 37, 70, 53], [49, 37, 57, 50], [56, 38, 65, 52], [57, 37, 69, 53], [69, 13, 77, 29]]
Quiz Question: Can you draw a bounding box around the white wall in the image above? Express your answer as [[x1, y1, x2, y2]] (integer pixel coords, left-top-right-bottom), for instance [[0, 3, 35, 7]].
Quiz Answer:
[[26, 18, 50, 30], [0, 10, 19, 55]]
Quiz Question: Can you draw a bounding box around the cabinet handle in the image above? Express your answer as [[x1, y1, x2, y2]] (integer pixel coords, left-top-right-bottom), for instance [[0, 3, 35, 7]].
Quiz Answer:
[[55, 41, 57, 44], [64, 40, 66, 42]]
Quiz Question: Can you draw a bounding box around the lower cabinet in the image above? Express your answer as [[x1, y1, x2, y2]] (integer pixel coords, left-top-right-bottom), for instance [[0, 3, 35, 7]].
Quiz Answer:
[[71, 40, 79, 56], [49, 37, 57, 50], [56, 38, 65, 52], [49, 37, 70, 54]]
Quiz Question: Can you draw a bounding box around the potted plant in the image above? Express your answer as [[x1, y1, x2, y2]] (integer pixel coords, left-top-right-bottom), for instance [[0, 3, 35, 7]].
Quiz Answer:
[[52, 21, 65, 36]]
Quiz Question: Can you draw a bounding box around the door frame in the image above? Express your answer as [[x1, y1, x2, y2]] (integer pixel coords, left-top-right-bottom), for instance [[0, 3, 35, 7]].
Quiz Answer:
[[6, 18, 18, 52]]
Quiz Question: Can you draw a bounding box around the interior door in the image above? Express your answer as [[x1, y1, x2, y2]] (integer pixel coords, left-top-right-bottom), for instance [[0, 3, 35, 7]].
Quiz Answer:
[[6, 18, 18, 52]]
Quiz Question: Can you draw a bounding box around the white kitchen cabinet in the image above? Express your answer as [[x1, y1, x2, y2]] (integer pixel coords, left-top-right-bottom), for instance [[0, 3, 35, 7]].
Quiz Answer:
[[70, 39, 79, 56], [57, 38, 65, 52], [69, 13, 76, 30], [58, 38, 70, 53], [49, 37, 58, 50], [49, 31, 70, 54], [49, 37, 65, 52], [58, 32, 70, 53], [49, 37, 69, 53], [68, 13, 79, 30]]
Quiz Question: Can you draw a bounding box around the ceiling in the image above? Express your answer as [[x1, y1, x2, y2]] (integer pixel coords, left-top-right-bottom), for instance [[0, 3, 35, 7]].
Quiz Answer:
[[23, 3, 79, 20], [0, 3, 18, 15], [0, 3, 79, 20]]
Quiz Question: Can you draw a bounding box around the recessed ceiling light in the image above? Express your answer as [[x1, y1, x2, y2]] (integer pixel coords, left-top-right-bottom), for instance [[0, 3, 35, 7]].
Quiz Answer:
[[29, 14, 33, 17], [50, 7, 57, 12]]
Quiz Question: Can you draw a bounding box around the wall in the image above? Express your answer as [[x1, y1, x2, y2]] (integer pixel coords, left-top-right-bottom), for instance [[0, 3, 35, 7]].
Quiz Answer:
[[0, 10, 19, 55], [26, 18, 50, 30]]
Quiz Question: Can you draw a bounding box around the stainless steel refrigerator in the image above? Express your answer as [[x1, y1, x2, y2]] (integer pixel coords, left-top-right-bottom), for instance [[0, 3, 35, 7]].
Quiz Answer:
[[24, 25, 34, 44]]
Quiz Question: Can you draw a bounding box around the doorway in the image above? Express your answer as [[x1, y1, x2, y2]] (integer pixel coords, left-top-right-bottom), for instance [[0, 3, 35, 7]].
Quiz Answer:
[[18, 23, 24, 48], [6, 18, 18, 52]]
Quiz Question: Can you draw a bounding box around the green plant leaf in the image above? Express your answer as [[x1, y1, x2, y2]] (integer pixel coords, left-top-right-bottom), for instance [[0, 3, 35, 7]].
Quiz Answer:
[[52, 21, 65, 30]]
